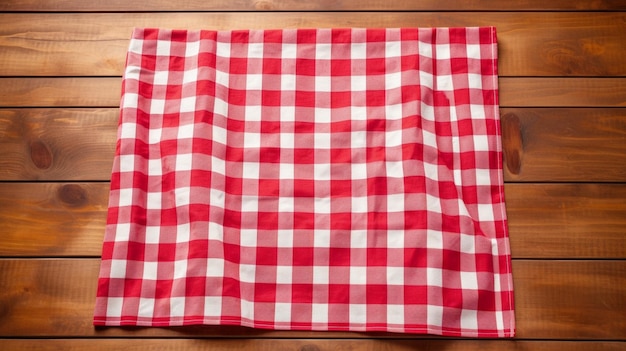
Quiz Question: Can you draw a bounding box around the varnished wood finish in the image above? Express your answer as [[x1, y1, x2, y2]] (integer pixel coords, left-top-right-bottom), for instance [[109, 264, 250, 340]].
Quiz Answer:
[[0, 259, 624, 339], [0, 109, 117, 181], [1, 12, 625, 77], [2, 78, 626, 109], [3, 338, 624, 351], [505, 184, 626, 259], [0, 78, 121, 108], [2, 0, 626, 12], [0, 183, 108, 257], [500, 108, 626, 181], [499, 78, 626, 107], [1, 1, 624, 350], [1, 183, 624, 259], [2, 108, 624, 181], [1, 339, 626, 351]]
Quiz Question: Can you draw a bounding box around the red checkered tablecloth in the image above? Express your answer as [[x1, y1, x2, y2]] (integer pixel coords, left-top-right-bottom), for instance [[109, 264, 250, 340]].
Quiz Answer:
[[94, 27, 515, 337]]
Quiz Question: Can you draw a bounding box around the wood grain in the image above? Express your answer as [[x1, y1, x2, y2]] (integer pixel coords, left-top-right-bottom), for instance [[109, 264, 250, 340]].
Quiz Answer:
[[0, 109, 117, 181], [3, 78, 625, 109], [0, 78, 121, 108], [1, 12, 625, 77], [1, 183, 625, 259], [0, 259, 624, 339], [501, 108, 626, 181], [2, 0, 626, 12], [499, 78, 626, 107], [0, 183, 108, 257], [512, 260, 626, 339], [1, 2, 625, 349], [2, 108, 625, 182], [1, 339, 625, 351], [505, 183, 626, 259]]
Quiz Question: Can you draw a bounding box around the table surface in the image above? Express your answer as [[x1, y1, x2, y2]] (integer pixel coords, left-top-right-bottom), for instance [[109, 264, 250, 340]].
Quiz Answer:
[[0, 1, 624, 350]]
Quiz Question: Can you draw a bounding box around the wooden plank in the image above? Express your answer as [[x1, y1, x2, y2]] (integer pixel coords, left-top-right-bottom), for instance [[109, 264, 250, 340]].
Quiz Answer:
[[505, 184, 626, 259], [1, 2, 623, 350], [512, 260, 626, 340], [2, 108, 625, 182], [1, 12, 625, 77], [2, 0, 626, 12], [0, 78, 121, 108], [1, 182, 625, 259], [0, 183, 108, 257], [2, 77, 625, 109], [501, 108, 626, 181], [1, 339, 625, 351], [499, 78, 626, 107], [0, 109, 117, 181], [0, 259, 624, 338]]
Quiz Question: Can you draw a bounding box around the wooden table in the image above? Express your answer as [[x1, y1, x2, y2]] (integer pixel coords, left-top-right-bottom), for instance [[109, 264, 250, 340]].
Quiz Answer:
[[1, 1, 625, 350]]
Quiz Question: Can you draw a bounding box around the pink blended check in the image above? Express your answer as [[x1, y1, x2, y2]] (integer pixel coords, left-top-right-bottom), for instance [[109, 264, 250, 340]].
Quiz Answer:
[[94, 27, 515, 337]]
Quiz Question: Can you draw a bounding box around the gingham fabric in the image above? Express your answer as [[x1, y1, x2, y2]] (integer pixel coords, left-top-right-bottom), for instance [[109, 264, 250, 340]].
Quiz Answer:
[[94, 27, 515, 337]]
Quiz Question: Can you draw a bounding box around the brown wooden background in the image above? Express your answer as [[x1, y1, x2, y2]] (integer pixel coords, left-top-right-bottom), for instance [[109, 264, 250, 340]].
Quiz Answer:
[[1, 1, 625, 350]]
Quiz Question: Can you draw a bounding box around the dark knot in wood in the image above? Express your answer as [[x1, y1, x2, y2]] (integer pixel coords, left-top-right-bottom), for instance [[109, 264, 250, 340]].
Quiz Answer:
[[254, 1, 273, 10], [501, 112, 523, 175], [57, 184, 87, 207], [299, 344, 321, 351], [30, 140, 53, 170]]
